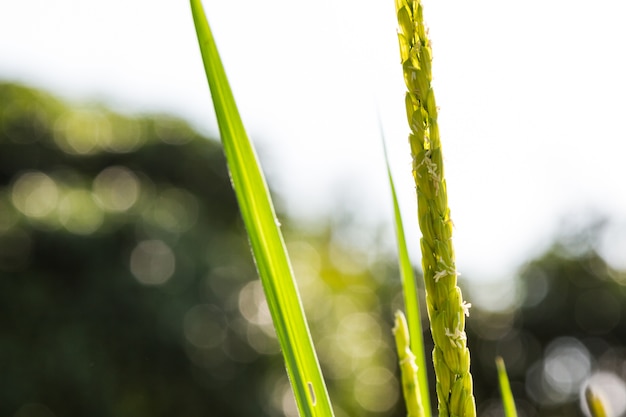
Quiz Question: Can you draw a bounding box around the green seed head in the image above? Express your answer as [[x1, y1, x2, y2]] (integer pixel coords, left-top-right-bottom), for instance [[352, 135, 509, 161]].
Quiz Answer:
[[393, 0, 476, 415], [393, 311, 426, 417]]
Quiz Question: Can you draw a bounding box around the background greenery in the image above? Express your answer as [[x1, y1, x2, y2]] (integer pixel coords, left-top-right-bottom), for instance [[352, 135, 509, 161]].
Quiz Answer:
[[2, 82, 626, 417]]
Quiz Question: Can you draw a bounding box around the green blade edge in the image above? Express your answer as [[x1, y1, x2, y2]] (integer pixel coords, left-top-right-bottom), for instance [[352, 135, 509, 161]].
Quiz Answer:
[[495, 357, 518, 417], [189, 1, 334, 416]]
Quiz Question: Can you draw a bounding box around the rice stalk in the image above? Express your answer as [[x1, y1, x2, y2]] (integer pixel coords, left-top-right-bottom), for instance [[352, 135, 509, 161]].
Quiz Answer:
[[393, 1, 476, 416]]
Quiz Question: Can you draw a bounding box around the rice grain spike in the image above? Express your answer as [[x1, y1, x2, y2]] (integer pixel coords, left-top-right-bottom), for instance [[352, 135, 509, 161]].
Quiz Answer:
[[393, 311, 425, 417], [393, 1, 476, 416]]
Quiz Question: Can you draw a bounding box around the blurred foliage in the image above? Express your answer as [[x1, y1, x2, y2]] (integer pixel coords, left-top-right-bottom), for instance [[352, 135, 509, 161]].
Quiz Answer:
[[2, 82, 626, 417], [0, 82, 402, 417], [471, 224, 626, 417]]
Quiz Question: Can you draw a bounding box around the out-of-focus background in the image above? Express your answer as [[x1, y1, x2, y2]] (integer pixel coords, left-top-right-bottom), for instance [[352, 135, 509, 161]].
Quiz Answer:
[[1, 1, 626, 416]]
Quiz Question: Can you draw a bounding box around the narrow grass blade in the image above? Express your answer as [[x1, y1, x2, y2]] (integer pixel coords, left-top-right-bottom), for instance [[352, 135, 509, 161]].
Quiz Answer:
[[393, 311, 425, 417], [584, 387, 608, 417], [382, 135, 431, 417], [189, 1, 334, 416], [495, 357, 518, 417]]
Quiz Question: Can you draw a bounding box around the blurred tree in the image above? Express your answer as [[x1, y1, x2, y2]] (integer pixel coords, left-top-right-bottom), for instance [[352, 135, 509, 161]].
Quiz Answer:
[[0, 82, 258, 417], [0, 83, 402, 417], [467, 221, 626, 417]]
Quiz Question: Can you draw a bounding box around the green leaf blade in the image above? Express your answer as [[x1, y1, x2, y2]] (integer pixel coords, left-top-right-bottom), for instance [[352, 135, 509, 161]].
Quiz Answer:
[[189, 1, 334, 416], [496, 357, 518, 417], [382, 138, 432, 417]]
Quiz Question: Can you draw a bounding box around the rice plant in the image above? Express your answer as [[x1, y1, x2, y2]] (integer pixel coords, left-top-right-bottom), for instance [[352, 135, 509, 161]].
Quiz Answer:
[[189, 0, 610, 416]]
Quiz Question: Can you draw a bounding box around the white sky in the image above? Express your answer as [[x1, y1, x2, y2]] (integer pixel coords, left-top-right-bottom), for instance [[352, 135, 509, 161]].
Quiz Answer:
[[1, 0, 626, 281]]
